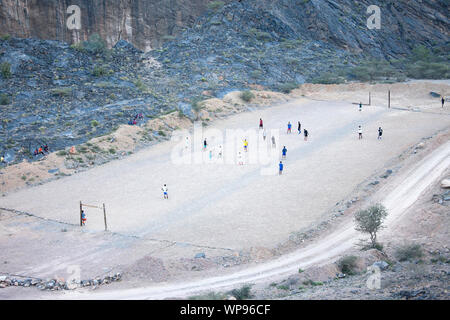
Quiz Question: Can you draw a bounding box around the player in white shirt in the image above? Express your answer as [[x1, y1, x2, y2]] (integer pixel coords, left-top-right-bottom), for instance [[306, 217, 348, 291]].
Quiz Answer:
[[162, 184, 169, 199]]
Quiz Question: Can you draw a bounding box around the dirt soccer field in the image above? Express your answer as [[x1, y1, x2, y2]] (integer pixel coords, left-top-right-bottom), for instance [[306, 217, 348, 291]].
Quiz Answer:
[[2, 84, 449, 248]]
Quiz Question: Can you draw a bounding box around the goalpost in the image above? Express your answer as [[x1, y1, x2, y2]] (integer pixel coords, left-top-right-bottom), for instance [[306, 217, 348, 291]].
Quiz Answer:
[[79, 201, 108, 231], [352, 91, 372, 106], [352, 91, 392, 108]]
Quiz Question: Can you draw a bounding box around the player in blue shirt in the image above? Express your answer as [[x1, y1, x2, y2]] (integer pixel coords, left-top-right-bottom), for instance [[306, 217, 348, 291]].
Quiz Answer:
[[282, 146, 287, 159]]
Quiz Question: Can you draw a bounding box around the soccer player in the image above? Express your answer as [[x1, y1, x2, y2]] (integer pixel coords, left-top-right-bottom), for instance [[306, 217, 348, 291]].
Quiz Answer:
[[282, 146, 287, 159], [162, 184, 169, 199]]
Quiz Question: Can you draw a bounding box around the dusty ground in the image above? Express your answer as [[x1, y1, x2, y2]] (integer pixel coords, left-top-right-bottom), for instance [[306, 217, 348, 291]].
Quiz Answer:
[[0, 81, 449, 299], [256, 170, 450, 300]]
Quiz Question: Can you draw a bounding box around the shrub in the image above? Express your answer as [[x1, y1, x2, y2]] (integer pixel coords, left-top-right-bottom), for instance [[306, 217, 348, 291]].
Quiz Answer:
[[177, 110, 186, 118], [0, 93, 10, 105], [250, 70, 263, 79], [338, 256, 358, 275], [348, 59, 402, 82], [302, 280, 323, 286], [278, 82, 298, 94], [208, 1, 225, 11], [411, 45, 432, 62], [240, 90, 255, 102], [70, 43, 85, 52], [83, 33, 107, 55], [162, 35, 176, 41], [91, 120, 99, 127], [249, 28, 272, 41], [281, 39, 303, 49], [0, 34, 11, 41], [92, 65, 109, 77], [191, 97, 205, 113], [277, 285, 289, 290], [188, 291, 226, 300], [50, 87, 73, 97], [406, 61, 449, 79], [354, 204, 388, 249], [312, 73, 346, 84], [133, 78, 148, 92], [228, 285, 253, 300], [1, 62, 12, 79], [395, 243, 424, 262]]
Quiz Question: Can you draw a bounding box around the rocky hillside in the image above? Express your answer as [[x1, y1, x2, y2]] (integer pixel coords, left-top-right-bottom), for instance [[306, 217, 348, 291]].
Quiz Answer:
[[0, 0, 449, 163]]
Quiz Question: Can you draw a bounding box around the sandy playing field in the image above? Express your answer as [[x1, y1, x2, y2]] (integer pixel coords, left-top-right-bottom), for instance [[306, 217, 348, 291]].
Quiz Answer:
[[1, 82, 449, 253]]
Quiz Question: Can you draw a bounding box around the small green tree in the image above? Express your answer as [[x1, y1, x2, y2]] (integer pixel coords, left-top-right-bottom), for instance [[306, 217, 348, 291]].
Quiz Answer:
[[354, 204, 388, 249]]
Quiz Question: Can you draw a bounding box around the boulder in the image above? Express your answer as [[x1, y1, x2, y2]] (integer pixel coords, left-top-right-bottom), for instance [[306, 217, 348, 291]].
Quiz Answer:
[[430, 92, 441, 98], [441, 179, 450, 189], [372, 261, 389, 271]]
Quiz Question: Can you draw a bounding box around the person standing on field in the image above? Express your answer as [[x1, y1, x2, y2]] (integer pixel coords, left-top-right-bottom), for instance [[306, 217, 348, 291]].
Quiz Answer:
[[259, 118, 264, 129], [81, 210, 86, 226], [298, 121, 301, 135], [378, 127, 383, 140], [263, 129, 267, 141], [271, 136, 276, 148], [238, 151, 244, 165], [287, 122, 292, 134], [282, 146, 287, 159], [442, 97, 445, 108], [162, 184, 169, 199], [279, 161, 284, 175], [359, 102, 362, 112], [358, 126, 363, 140], [304, 129, 309, 141]]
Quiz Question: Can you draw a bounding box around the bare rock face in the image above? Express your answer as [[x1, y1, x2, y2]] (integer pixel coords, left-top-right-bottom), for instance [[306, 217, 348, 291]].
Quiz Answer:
[[0, 0, 229, 51]]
